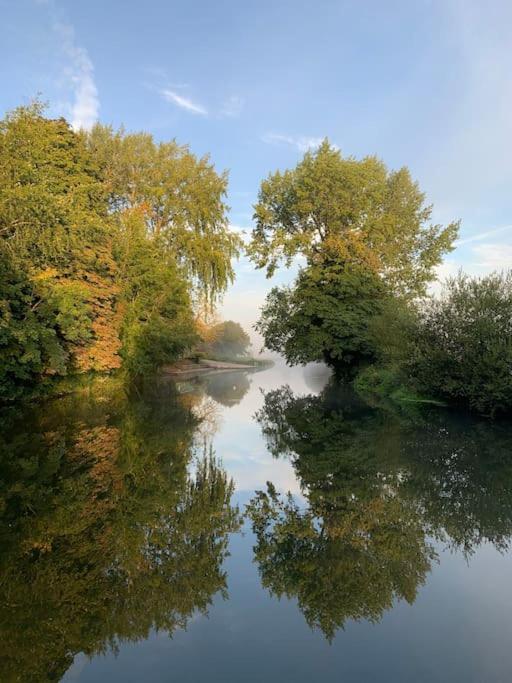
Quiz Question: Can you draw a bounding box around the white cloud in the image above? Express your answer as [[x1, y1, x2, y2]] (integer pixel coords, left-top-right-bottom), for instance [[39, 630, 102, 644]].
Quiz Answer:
[[221, 95, 244, 118], [472, 243, 512, 270], [55, 22, 99, 131], [161, 88, 207, 115], [431, 237, 512, 296], [261, 132, 326, 152]]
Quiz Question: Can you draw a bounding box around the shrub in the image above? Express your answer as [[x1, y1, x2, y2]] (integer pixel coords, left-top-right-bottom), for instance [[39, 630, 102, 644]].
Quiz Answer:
[[409, 272, 512, 416]]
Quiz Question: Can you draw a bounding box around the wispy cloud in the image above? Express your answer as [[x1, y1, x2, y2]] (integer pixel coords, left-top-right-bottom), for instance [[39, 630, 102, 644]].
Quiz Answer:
[[161, 88, 207, 116], [456, 224, 512, 246], [221, 95, 244, 118], [55, 22, 99, 131], [261, 132, 325, 152]]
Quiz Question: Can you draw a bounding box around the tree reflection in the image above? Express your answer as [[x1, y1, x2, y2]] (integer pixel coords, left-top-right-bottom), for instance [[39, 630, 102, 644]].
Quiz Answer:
[[247, 382, 512, 639], [204, 370, 251, 407], [0, 378, 240, 682]]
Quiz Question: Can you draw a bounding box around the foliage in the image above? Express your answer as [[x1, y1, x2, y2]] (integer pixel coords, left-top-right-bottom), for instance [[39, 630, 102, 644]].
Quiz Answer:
[[256, 255, 388, 372], [0, 103, 236, 400], [0, 104, 118, 396], [250, 141, 457, 372], [0, 102, 109, 269], [203, 319, 251, 358], [248, 140, 458, 298], [409, 272, 512, 416], [87, 123, 241, 305], [0, 251, 68, 400], [115, 209, 197, 380]]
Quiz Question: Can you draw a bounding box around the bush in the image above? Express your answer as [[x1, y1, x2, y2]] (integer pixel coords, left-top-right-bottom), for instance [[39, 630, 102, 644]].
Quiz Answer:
[[0, 251, 68, 401], [409, 272, 512, 416]]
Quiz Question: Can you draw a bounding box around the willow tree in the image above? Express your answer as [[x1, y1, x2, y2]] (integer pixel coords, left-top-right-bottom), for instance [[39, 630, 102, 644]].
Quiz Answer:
[[87, 124, 241, 306], [0, 103, 239, 397]]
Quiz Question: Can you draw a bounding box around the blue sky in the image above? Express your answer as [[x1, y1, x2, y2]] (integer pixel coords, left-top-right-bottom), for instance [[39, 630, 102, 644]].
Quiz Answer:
[[1, 0, 511, 335]]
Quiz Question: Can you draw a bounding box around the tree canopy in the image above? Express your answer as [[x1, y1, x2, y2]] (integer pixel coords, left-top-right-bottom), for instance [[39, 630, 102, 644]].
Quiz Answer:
[[256, 255, 387, 370], [248, 140, 458, 299], [0, 103, 240, 398], [204, 319, 251, 358], [88, 123, 241, 304]]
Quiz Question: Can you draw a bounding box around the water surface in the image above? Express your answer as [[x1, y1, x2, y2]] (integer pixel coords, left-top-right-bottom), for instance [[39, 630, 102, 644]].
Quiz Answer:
[[1, 363, 512, 682]]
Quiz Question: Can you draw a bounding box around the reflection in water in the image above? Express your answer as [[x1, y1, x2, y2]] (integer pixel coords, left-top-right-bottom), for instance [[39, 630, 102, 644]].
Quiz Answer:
[[0, 378, 240, 682], [247, 382, 512, 639], [204, 371, 252, 407], [174, 369, 253, 410], [2, 368, 512, 681]]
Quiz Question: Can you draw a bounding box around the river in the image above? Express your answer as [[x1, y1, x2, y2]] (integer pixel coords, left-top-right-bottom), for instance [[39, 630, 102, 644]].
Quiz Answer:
[[1, 362, 511, 682]]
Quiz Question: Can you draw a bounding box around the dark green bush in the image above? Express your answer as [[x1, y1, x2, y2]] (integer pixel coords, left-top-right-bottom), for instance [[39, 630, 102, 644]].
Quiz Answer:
[[410, 272, 512, 416]]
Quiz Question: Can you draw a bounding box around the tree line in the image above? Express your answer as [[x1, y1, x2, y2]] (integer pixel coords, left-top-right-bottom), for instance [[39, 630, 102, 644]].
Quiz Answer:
[[1, 104, 510, 415], [250, 141, 512, 417], [0, 102, 240, 400]]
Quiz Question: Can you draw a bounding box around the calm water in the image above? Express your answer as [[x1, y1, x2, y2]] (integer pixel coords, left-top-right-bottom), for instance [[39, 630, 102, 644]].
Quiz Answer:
[[1, 363, 512, 682]]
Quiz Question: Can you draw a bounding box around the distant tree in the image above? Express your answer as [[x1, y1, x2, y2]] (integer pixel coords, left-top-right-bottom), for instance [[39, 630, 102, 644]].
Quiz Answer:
[[207, 320, 251, 358]]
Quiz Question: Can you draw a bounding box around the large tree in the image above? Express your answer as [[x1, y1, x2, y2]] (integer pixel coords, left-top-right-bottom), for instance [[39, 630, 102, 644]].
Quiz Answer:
[[0, 103, 239, 397], [248, 140, 458, 299], [87, 124, 241, 305], [249, 141, 458, 370]]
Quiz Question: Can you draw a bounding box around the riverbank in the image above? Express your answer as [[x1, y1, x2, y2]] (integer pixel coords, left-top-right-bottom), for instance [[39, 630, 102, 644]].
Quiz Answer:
[[163, 357, 274, 377]]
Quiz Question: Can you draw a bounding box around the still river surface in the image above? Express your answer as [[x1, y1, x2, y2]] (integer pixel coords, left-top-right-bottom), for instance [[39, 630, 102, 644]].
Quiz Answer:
[[1, 362, 512, 682]]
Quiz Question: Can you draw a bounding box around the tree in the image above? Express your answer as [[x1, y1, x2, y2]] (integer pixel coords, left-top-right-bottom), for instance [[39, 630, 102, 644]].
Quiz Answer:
[[206, 320, 251, 358], [409, 271, 512, 416], [0, 103, 238, 398], [256, 254, 387, 372], [115, 207, 197, 381], [0, 103, 117, 395], [87, 124, 241, 305], [248, 140, 458, 299], [249, 142, 458, 372]]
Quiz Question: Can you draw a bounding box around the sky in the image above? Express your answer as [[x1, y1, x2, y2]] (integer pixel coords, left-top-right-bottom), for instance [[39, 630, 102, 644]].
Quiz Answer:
[[1, 0, 511, 340]]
